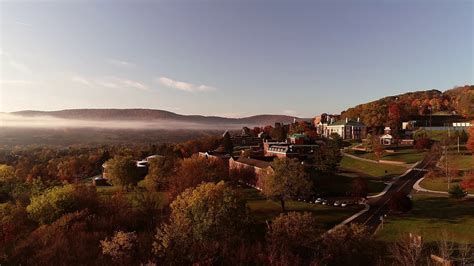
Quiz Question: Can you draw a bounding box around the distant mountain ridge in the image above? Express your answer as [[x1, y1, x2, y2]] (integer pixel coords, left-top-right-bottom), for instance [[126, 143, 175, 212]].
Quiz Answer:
[[10, 109, 297, 126]]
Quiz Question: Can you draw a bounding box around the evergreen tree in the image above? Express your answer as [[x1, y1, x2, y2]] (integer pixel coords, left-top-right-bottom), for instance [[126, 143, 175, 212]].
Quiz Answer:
[[222, 131, 234, 153]]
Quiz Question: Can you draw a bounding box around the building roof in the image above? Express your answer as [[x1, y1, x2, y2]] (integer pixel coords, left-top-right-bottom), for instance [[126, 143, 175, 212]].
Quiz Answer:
[[236, 157, 272, 169], [268, 145, 291, 154], [146, 155, 164, 161], [328, 118, 365, 127], [200, 150, 231, 158], [289, 133, 307, 139]]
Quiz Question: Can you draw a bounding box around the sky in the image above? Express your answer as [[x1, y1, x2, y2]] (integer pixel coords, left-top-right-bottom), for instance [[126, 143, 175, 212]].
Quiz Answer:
[[0, 0, 472, 118]]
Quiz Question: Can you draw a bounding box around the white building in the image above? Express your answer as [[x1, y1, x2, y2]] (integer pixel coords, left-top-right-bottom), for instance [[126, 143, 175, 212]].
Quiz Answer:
[[380, 127, 394, 145], [324, 118, 367, 140]]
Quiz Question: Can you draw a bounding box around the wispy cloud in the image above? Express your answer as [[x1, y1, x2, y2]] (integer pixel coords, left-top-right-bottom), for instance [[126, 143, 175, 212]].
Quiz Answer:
[[15, 21, 32, 27], [9, 60, 32, 74], [71, 75, 149, 91], [157, 76, 217, 92], [71, 76, 93, 87], [107, 58, 135, 68], [115, 78, 148, 91]]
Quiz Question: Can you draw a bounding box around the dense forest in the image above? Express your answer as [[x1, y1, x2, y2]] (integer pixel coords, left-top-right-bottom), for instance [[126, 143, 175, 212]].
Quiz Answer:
[[340, 85, 473, 128]]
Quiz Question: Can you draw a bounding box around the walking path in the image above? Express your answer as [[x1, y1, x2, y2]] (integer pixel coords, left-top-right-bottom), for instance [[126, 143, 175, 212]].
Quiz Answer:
[[413, 177, 474, 197]]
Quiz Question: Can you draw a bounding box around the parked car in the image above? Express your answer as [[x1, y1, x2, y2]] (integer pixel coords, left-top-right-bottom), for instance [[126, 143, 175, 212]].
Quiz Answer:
[[341, 202, 348, 207], [315, 198, 323, 204], [322, 200, 328, 205], [334, 201, 341, 207]]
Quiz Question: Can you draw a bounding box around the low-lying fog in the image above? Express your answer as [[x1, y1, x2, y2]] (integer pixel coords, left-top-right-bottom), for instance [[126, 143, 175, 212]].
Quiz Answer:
[[0, 114, 244, 130]]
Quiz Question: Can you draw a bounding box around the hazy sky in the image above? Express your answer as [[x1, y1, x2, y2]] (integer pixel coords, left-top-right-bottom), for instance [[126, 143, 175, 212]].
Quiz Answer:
[[0, 0, 472, 117]]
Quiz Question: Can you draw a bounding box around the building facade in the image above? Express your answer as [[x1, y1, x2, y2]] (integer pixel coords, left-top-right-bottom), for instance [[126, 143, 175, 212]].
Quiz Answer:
[[324, 118, 367, 140]]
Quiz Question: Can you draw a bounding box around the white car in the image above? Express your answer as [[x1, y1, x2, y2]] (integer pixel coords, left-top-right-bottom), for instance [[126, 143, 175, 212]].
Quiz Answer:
[[314, 198, 323, 204], [333, 201, 341, 207], [322, 200, 328, 205], [341, 202, 348, 207]]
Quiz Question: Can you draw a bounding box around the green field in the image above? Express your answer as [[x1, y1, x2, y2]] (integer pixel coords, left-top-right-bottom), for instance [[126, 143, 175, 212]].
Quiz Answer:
[[349, 148, 425, 164], [313, 172, 387, 196], [449, 154, 474, 170], [420, 176, 474, 194], [328, 156, 407, 196], [339, 156, 406, 180], [376, 194, 474, 244], [240, 187, 361, 237]]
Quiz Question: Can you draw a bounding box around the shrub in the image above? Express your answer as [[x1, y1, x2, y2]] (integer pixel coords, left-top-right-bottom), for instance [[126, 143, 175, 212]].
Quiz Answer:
[[414, 137, 431, 150], [449, 184, 467, 198], [389, 192, 412, 213]]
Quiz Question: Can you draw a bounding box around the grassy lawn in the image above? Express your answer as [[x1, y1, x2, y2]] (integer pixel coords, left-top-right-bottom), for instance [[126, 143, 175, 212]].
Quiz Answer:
[[349, 147, 425, 164], [420, 176, 474, 194], [449, 154, 474, 170], [313, 172, 387, 196], [339, 156, 406, 180], [240, 187, 362, 238], [426, 130, 451, 141], [328, 156, 407, 197], [376, 194, 474, 244]]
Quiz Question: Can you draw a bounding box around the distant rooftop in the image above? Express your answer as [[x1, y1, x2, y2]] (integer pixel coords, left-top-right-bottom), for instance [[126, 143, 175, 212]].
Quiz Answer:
[[329, 118, 365, 126], [236, 157, 272, 169]]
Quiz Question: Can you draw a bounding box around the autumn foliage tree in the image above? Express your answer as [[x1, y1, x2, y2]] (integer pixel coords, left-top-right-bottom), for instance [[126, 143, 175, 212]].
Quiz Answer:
[[0, 202, 35, 263], [101, 231, 138, 264], [26, 184, 98, 224], [229, 165, 256, 185], [11, 210, 106, 265], [460, 172, 474, 191], [271, 123, 287, 141], [154, 181, 250, 264], [389, 192, 412, 213], [318, 224, 378, 265], [388, 103, 402, 137], [415, 137, 432, 150], [168, 154, 228, 197], [371, 135, 385, 160], [340, 87, 473, 128], [467, 121, 474, 153], [104, 156, 139, 188], [351, 177, 369, 198], [144, 156, 176, 191], [260, 158, 312, 211], [314, 140, 342, 173], [266, 212, 320, 265]]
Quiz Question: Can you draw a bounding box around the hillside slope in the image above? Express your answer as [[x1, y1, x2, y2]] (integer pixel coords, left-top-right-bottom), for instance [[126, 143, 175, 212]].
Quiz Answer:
[[340, 85, 473, 127]]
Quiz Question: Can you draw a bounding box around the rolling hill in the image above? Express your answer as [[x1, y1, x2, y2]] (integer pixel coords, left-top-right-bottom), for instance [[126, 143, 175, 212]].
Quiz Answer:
[[339, 85, 473, 128], [10, 109, 296, 126]]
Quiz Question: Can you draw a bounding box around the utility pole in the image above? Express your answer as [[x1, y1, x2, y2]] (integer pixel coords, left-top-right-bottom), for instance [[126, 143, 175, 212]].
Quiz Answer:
[[429, 106, 432, 128], [457, 135, 460, 154], [445, 130, 450, 190], [446, 144, 449, 189]]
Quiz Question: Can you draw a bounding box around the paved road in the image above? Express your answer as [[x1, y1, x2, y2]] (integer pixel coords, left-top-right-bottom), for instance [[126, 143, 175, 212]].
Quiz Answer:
[[350, 145, 440, 232]]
